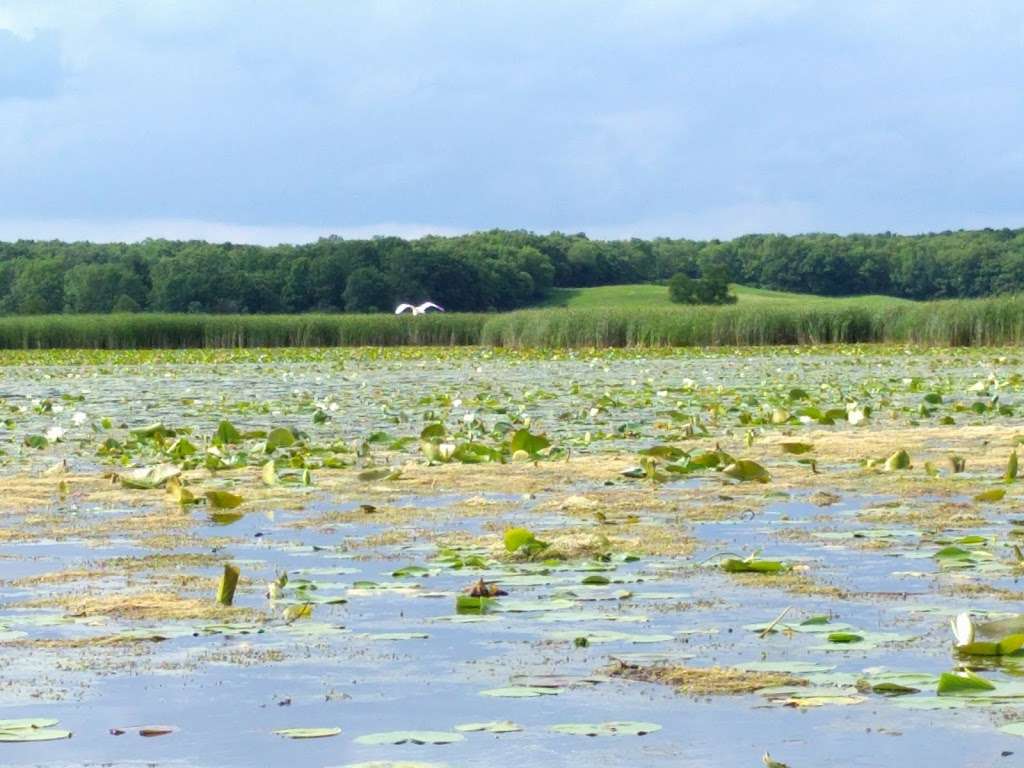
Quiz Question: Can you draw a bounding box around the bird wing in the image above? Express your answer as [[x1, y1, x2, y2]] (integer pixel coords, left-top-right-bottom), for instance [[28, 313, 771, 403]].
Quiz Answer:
[[417, 302, 444, 312], [394, 304, 414, 314]]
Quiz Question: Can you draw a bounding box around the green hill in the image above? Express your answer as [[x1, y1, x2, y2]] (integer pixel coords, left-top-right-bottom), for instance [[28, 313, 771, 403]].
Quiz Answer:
[[540, 283, 913, 309]]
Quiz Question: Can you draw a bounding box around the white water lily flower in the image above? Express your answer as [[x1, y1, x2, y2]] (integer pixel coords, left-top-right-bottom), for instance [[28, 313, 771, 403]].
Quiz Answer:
[[45, 426, 66, 442], [438, 442, 457, 461], [951, 611, 975, 647], [266, 582, 283, 600], [71, 411, 88, 426]]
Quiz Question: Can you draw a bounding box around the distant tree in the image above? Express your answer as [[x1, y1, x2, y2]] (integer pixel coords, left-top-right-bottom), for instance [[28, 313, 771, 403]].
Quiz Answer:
[[343, 267, 392, 313], [282, 257, 314, 312], [8, 258, 64, 314], [668, 272, 700, 304], [64, 263, 146, 313], [697, 263, 736, 304], [669, 268, 736, 305], [112, 294, 140, 312], [4, 225, 1024, 317]]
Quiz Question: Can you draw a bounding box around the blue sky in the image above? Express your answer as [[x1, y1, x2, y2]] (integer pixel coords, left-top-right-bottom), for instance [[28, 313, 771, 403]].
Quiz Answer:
[[0, 1, 1021, 244]]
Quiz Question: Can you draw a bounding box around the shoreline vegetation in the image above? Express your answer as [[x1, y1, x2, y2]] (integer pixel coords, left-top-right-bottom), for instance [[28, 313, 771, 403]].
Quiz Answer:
[[2, 291, 1023, 349], [5, 229, 1024, 318]]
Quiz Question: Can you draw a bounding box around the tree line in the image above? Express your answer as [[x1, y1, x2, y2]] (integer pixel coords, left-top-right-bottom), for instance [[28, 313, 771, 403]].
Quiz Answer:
[[1, 227, 1022, 314]]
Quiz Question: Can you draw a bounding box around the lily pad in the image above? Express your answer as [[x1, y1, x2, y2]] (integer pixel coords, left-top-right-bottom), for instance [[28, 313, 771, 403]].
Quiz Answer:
[[479, 686, 561, 698], [453, 720, 522, 733], [354, 731, 464, 746], [0, 718, 71, 742], [548, 721, 661, 737], [274, 727, 342, 739]]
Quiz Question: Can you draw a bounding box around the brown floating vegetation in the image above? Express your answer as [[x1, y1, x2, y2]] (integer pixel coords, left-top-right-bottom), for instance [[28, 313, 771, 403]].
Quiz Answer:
[[607, 660, 807, 696]]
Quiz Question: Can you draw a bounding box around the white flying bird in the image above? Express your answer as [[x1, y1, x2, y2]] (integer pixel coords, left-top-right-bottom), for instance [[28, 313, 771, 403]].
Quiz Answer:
[[395, 301, 445, 315]]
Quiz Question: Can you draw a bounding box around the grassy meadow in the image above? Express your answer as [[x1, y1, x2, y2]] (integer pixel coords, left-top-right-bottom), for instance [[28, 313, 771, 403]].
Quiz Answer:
[[0, 284, 1022, 348], [539, 283, 913, 309]]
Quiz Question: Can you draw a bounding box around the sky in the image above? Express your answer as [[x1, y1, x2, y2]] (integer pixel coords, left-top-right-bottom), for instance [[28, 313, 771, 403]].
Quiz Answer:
[[0, 0, 1022, 244]]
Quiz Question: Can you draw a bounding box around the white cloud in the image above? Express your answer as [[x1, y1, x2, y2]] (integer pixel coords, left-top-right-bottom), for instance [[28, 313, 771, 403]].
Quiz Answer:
[[1, 2, 1022, 238]]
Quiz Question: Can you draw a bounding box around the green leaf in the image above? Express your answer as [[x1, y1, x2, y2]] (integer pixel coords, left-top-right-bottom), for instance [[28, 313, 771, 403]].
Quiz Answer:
[[358, 467, 401, 482], [721, 459, 771, 483], [884, 449, 911, 471], [118, 463, 181, 489], [638, 445, 686, 461], [509, 428, 551, 458], [205, 490, 243, 509], [957, 634, 1024, 657], [212, 420, 242, 446], [870, 682, 919, 696], [826, 632, 864, 644], [456, 595, 496, 614], [722, 558, 786, 573], [955, 641, 1001, 656], [451, 442, 503, 464], [265, 427, 296, 452], [166, 437, 197, 459], [974, 488, 1005, 502], [131, 422, 174, 440], [937, 670, 995, 694], [216, 564, 240, 606], [933, 545, 973, 561], [23, 434, 48, 449], [420, 422, 446, 441], [779, 442, 813, 455], [1006, 451, 1019, 483], [503, 527, 549, 556]]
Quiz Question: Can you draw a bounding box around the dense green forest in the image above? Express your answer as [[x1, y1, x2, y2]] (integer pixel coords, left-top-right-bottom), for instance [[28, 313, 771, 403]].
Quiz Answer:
[[1, 227, 1023, 314]]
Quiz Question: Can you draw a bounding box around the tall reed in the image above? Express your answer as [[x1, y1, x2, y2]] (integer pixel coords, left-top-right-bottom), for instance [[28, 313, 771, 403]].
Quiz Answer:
[[0, 295, 1022, 349]]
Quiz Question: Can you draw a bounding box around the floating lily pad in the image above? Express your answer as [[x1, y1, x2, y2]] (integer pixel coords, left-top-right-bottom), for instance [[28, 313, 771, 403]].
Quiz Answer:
[[453, 720, 522, 733], [548, 721, 661, 737], [0, 718, 71, 742], [274, 727, 342, 739], [479, 686, 561, 698], [354, 731, 464, 746]]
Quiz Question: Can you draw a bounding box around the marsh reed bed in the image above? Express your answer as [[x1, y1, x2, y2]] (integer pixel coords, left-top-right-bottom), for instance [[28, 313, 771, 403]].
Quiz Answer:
[[1, 294, 1022, 348]]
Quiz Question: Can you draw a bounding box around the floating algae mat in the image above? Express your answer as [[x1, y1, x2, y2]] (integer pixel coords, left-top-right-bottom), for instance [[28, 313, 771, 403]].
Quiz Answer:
[[2, 346, 1024, 766]]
